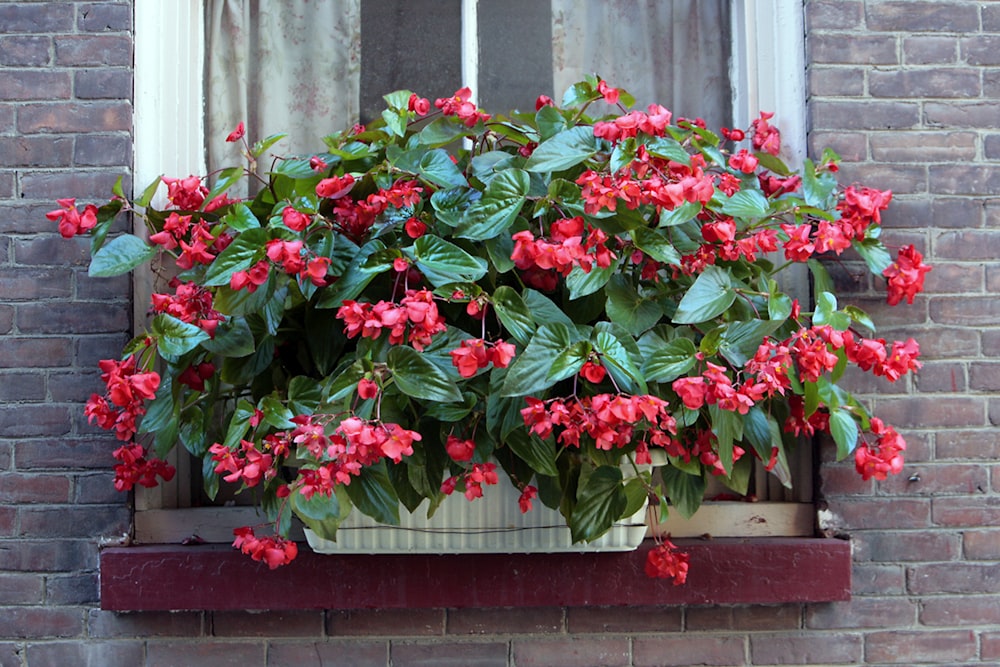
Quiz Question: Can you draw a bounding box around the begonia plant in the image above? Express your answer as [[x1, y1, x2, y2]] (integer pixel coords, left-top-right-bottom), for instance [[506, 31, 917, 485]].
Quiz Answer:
[[55, 77, 929, 582]]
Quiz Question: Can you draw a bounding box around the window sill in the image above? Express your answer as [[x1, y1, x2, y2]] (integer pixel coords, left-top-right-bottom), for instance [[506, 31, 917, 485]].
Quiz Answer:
[[100, 537, 851, 611]]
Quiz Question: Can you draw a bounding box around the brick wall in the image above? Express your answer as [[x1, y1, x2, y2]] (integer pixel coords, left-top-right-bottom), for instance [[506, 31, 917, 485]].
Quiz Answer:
[[0, 1, 997, 665]]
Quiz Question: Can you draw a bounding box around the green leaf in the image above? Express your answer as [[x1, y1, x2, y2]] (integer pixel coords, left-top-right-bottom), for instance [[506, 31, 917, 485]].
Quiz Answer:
[[718, 319, 784, 368], [570, 465, 627, 543], [631, 227, 681, 267], [524, 126, 599, 173], [854, 238, 893, 275], [639, 334, 697, 383], [830, 408, 859, 461], [658, 201, 702, 228], [504, 429, 559, 477], [523, 290, 574, 328], [644, 136, 690, 164], [660, 465, 706, 519], [720, 189, 769, 218], [381, 108, 407, 137], [813, 291, 851, 330], [288, 375, 323, 415], [604, 275, 664, 336], [405, 235, 488, 287], [501, 322, 584, 396], [593, 331, 646, 394], [672, 265, 736, 324], [547, 340, 590, 384], [259, 393, 296, 429], [149, 314, 210, 358], [491, 286, 536, 346], [88, 234, 156, 277], [708, 404, 743, 476], [291, 487, 347, 540], [201, 317, 255, 357], [844, 305, 876, 333], [345, 462, 400, 525], [316, 239, 389, 307], [535, 104, 568, 140], [807, 258, 835, 298], [418, 149, 468, 188], [418, 117, 469, 147], [566, 258, 619, 300], [222, 203, 261, 232], [455, 169, 529, 241], [135, 175, 163, 208], [743, 407, 791, 488], [203, 228, 269, 287], [386, 346, 463, 403]]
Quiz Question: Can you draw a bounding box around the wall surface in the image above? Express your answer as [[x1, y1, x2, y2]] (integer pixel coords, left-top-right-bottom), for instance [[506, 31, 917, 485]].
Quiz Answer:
[[0, 1, 998, 665]]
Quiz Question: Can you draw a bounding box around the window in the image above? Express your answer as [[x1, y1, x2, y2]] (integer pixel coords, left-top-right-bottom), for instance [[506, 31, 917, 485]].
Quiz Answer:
[[131, 0, 810, 546]]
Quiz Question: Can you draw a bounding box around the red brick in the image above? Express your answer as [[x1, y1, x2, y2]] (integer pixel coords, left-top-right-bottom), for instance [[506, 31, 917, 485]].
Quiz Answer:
[[908, 562, 1000, 595], [870, 132, 976, 163], [0, 405, 72, 437], [866, 2, 978, 31], [684, 604, 801, 631], [865, 629, 976, 664], [266, 640, 387, 667], [926, 101, 1000, 129], [809, 33, 897, 65], [74, 133, 132, 165], [390, 641, 508, 667], [826, 498, 931, 530], [750, 631, 863, 665], [0, 136, 73, 168], [19, 170, 127, 202], [513, 637, 629, 667], [938, 430, 1000, 460], [873, 396, 983, 429], [54, 35, 131, 67], [830, 162, 927, 195], [811, 100, 920, 130], [904, 36, 958, 65], [0, 70, 70, 101], [0, 506, 14, 538], [914, 360, 968, 394], [935, 230, 1000, 261], [211, 610, 323, 637], [806, 1, 863, 30], [920, 595, 1000, 626], [0, 643, 20, 667], [447, 607, 563, 634], [808, 67, 866, 97], [87, 609, 203, 638], [870, 68, 981, 98], [73, 472, 119, 504], [854, 530, 961, 563], [915, 326, 977, 358], [0, 538, 96, 572], [0, 338, 73, 368], [45, 573, 97, 605], [145, 641, 265, 667], [327, 608, 444, 637], [17, 505, 129, 539], [0, 472, 71, 503], [634, 635, 746, 667], [566, 605, 680, 634], [0, 35, 51, 66], [962, 35, 1000, 66], [78, 3, 133, 32], [963, 529, 1000, 560], [0, 372, 45, 401], [933, 496, 1000, 527], [14, 438, 116, 470], [0, 267, 72, 298], [0, 573, 44, 605], [17, 101, 131, 134], [26, 641, 144, 666], [985, 632, 1000, 660], [16, 302, 129, 334], [0, 606, 83, 638], [806, 597, 916, 630], [76, 68, 133, 100], [808, 131, 867, 162], [878, 463, 987, 496], [0, 4, 73, 33]]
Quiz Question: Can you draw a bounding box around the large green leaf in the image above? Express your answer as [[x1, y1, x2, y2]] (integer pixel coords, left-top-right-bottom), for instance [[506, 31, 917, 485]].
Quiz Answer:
[[418, 149, 468, 188], [570, 465, 627, 543], [672, 265, 736, 324], [203, 228, 269, 287], [743, 407, 792, 488], [346, 462, 401, 525], [455, 169, 529, 241], [631, 226, 681, 267], [88, 234, 156, 277], [201, 317, 255, 357], [708, 404, 743, 476], [404, 235, 488, 287], [593, 331, 646, 394], [491, 286, 536, 346], [720, 189, 769, 218], [386, 346, 463, 403], [639, 334, 697, 383], [830, 407, 859, 461], [524, 126, 599, 173], [315, 240, 389, 308], [500, 322, 583, 396], [660, 465, 706, 519], [291, 486, 348, 541], [149, 314, 211, 358], [718, 319, 784, 368], [604, 275, 664, 336], [565, 258, 620, 300], [504, 429, 560, 477]]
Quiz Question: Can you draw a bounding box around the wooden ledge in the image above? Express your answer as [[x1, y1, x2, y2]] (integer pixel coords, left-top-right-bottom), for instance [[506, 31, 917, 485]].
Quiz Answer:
[[100, 538, 851, 611]]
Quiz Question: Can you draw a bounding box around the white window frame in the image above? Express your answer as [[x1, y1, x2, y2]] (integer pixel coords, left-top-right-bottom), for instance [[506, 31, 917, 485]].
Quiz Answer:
[[131, 0, 810, 544]]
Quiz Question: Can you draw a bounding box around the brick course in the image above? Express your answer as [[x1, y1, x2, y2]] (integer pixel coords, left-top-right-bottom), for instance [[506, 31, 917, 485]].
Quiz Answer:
[[0, 1, 997, 665]]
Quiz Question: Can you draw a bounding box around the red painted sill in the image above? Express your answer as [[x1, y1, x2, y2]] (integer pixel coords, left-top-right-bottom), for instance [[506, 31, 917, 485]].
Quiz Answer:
[[100, 538, 850, 611]]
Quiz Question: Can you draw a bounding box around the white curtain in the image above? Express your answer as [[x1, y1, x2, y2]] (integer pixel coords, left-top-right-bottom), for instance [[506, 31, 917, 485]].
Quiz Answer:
[[552, 0, 731, 128], [205, 0, 361, 179]]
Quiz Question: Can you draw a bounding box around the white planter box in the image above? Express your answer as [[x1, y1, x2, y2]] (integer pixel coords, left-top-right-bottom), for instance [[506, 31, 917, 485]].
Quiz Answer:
[[304, 481, 648, 554]]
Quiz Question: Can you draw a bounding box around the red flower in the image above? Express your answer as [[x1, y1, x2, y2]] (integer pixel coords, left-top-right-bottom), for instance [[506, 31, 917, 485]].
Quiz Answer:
[[225, 121, 245, 143], [597, 79, 619, 105], [445, 435, 476, 462], [579, 361, 607, 384], [883, 245, 932, 306], [518, 485, 538, 513], [47, 198, 98, 238], [357, 378, 379, 400], [644, 539, 690, 584]]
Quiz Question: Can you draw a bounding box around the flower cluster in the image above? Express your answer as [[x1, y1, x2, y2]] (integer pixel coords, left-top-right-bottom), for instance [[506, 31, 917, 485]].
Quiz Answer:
[[58, 76, 928, 580]]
